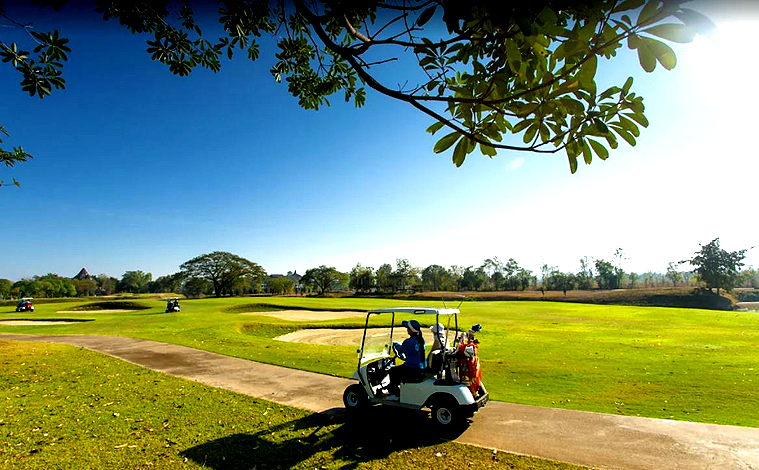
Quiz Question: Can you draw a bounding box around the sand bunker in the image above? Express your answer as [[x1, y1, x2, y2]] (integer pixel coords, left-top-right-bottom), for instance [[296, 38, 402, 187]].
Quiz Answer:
[[275, 328, 436, 346], [241, 309, 366, 322], [57, 309, 136, 313], [0, 320, 83, 326]]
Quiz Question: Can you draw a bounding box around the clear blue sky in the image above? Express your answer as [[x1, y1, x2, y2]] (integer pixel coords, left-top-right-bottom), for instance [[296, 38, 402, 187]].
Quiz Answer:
[[1, 2, 756, 281]]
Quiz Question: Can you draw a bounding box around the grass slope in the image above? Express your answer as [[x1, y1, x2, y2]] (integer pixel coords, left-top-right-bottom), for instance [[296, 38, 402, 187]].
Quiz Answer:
[[1, 297, 757, 427], [0, 341, 585, 470]]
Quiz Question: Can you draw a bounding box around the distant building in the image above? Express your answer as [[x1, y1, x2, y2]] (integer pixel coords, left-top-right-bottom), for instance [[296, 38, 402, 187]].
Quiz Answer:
[[73, 267, 91, 280]]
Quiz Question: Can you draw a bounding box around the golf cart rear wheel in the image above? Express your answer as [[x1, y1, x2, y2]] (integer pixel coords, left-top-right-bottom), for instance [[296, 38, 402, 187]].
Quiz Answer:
[[343, 384, 368, 409], [431, 399, 461, 427]]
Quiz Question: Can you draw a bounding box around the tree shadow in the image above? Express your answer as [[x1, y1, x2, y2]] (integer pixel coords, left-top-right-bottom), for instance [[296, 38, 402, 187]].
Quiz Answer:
[[180, 406, 467, 470]]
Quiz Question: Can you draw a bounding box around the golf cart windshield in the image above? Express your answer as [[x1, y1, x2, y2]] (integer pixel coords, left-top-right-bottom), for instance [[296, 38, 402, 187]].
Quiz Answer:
[[359, 327, 393, 365], [358, 307, 460, 366]]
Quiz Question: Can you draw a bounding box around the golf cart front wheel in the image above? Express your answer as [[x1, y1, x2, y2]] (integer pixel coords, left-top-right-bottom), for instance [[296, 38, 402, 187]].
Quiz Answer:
[[343, 384, 368, 410], [431, 399, 461, 427]]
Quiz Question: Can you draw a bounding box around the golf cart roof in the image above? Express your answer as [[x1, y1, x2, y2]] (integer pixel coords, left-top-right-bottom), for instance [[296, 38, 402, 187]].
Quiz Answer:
[[167, 297, 180, 300], [20, 297, 33, 301], [367, 307, 459, 316]]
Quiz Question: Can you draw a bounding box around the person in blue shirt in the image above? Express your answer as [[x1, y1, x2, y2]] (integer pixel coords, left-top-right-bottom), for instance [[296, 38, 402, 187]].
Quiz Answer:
[[386, 319, 426, 397]]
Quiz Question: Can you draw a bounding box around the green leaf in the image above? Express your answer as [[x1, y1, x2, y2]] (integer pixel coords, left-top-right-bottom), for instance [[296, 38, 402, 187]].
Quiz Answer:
[[452, 137, 468, 166], [539, 123, 550, 143], [434, 131, 461, 153], [622, 76, 634, 94], [613, 0, 645, 13], [610, 124, 637, 146], [523, 123, 539, 144], [618, 115, 640, 137], [636, 40, 657, 72], [622, 112, 649, 128], [577, 54, 597, 87], [426, 121, 445, 135], [675, 8, 718, 37], [644, 24, 696, 43], [605, 132, 619, 149], [637, 0, 662, 27], [416, 6, 436, 27], [588, 139, 609, 160], [512, 119, 532, 134], [581, 139, 592, 164], [479, 143, 497, 157], [567, 152, 578, 173], [505, 41, 521, 73]]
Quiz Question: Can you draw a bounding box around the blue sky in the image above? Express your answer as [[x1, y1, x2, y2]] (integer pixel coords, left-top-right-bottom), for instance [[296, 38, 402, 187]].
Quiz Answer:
[[1, 2, 757, 281]]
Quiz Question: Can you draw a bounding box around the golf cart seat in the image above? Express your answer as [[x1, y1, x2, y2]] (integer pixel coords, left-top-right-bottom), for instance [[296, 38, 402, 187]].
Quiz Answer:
[[427, 349, 445, 377]]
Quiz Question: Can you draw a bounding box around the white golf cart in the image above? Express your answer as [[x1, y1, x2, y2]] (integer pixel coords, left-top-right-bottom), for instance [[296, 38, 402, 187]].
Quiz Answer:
[[343, 307, 488, 428], [165, 298, 180, 313]]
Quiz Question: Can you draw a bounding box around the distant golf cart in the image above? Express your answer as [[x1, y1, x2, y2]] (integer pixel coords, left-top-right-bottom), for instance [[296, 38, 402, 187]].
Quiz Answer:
[[15, 298, 34, 312], [165, 298, 180, 313], [343, 307, 488, 429]]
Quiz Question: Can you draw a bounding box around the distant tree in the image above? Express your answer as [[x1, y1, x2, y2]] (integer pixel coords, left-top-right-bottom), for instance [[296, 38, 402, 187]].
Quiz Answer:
[[392, 259, 419, 292], [35, 273, 76, 297], [182, 277, 212, 297], [685, 238, 749, 294], [421, 264, 447, 291], [180, 251, 265, 297], [118, 270, 153, 294], [543, 269, 576, 292], [95, 274, 119, 295], [349, 264, 375, 293], [72, 278, 97, 297], [0, 278, 11, 299], [302, 265, 343, 295], [459, 266, 487, 291], [375, 263, 393, 293], [577, 256, 595, 290], [666, 262, 683, 287], [742, 268, 759, 289], [267, 277, 294, 295], [628, 272, 639, 289], [595, 259, 623, 289], [149, 273, 185, 294], [445, 266, 464, 291]]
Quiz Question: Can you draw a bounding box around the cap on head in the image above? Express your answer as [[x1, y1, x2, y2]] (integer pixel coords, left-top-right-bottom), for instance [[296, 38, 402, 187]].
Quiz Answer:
[[430, 322, 445, 334], [402, 319, 421, 333]]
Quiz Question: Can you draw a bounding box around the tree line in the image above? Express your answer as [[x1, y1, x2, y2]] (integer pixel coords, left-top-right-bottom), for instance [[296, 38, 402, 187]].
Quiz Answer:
[[1, 239, 755, 300]]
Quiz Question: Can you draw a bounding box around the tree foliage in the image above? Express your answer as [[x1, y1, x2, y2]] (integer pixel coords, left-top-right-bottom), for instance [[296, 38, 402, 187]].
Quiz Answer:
[[266, 276, 294, 294], [1, 0, 716, 180], [118, 270, 153, 293], [302, 265, 346, 295], [179, 251, 265, 297], [685, 238, 748, 294]]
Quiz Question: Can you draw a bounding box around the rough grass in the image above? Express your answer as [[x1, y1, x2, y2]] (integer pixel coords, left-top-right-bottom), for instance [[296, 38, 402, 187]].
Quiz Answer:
[[0, 341, 586, 470], [1, 297, 757, 427]]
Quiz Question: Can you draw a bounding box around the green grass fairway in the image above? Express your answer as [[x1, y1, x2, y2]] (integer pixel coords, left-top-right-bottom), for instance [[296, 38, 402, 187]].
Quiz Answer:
[[0, 341, 585, 470], [1, 297, 757, 427]]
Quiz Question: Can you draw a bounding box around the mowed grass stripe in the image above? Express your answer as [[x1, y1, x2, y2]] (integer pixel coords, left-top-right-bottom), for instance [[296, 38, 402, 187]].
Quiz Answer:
[[1, 297, 757, 427], [0, 341, 586, 470]]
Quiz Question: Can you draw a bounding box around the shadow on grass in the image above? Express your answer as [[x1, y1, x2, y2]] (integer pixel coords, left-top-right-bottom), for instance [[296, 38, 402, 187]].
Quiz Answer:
[[181, 406, 467, 470]]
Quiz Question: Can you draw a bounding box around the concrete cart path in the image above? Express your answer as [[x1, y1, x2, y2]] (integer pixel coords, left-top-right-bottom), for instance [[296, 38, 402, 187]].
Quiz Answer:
[[2, 333, 758, 470]]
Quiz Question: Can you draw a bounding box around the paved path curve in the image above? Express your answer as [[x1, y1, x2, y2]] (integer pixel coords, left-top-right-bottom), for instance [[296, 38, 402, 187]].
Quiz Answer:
[[2, 333, 758, 470]]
